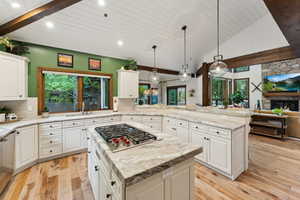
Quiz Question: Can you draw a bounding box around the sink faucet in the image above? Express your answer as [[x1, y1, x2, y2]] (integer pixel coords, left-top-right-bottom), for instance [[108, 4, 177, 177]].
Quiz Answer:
[[82, 102, 85, 115]]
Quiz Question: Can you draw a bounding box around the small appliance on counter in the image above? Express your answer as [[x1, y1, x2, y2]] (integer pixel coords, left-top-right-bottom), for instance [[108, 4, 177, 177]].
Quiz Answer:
[[7, 113, 18, 121], [113, 97, 119, 112]]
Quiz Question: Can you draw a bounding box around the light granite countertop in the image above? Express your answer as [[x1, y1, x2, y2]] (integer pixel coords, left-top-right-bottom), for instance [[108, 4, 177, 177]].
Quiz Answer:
[[89, 122, 202, 186], [0, 107, 248, 139]]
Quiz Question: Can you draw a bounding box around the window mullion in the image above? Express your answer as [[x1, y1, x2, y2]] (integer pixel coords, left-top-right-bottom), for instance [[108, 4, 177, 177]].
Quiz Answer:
[[77, 77, 83, 111]]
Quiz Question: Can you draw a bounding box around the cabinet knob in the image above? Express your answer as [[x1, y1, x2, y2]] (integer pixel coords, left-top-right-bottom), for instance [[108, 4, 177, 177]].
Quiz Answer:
[[95, 166, 99, 171], [195, 126, 199, 129], [16, 131, 20, 135], [50, 150, 53, 153], [50, 133, 53, 135], [106, 194, 112, 199], [50, 141, 53, 144], [19, 94, 23, 98], [87, 137, 90, 140], [50, 125, 53, 128], [73, 123, 76, 125], [111, 181, 116, 186], [88, 151, 91, 154], [216, 131, 220, 134]]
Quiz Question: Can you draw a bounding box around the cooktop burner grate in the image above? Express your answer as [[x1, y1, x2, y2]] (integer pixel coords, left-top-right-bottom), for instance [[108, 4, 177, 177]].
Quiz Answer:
[[95, 124, 157, 145]]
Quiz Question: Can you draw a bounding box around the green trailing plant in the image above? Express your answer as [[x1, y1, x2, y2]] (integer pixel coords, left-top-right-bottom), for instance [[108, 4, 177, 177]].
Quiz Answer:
[[44, 107, 49, 112], [124, 59, 137, 70], [0, 37, 30, 55], [230, 91, 245, 105], [0, 106, 11, 115], [272, 108, 284, 116]]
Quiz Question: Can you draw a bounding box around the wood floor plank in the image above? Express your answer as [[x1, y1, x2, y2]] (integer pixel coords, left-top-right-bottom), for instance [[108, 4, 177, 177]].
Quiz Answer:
[[3, 135, 300, 200]]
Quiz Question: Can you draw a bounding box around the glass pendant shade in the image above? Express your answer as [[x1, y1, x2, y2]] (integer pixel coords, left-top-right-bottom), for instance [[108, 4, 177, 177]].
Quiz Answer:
[[209, 55, 229, 77], [150, 70, 160, 84], [179, 65, 191, 82]]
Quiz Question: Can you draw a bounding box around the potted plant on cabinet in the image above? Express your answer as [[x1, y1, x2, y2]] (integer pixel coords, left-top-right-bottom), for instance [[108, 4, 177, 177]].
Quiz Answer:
[[0, 107, 11, 122], [230, 91, 245, 108]]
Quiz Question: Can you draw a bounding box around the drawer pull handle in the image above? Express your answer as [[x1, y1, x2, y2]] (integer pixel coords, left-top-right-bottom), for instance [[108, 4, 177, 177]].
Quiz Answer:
[[50, 141, 53, 144], [50, 125, 53, 128], [88, 151, 91, 154], [111, 181, 116, 186], [106, 194, 111, 199], [216, 131, 220, 134], [50, 150, 53, 153], [172, 128, 176, 131], [195, 126, 199, 129], [50, 133, 53, 136], [73, 123, 76, 125]]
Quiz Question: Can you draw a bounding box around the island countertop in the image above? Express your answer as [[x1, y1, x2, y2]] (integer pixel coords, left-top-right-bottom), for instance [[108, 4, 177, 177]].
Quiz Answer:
[[88, 122, 202, 186]]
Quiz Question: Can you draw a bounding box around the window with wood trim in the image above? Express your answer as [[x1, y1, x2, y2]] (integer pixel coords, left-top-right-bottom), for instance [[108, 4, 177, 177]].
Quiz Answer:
[[37, 67, 113, 114]]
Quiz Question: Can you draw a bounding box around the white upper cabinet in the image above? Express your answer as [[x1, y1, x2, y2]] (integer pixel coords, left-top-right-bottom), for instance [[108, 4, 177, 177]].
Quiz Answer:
[[118, 70, 139, 98], [0, 51, 29, 101]]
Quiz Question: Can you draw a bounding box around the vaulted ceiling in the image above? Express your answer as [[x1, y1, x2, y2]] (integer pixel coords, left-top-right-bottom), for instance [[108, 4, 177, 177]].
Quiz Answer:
[[2, 0, 273, 71]]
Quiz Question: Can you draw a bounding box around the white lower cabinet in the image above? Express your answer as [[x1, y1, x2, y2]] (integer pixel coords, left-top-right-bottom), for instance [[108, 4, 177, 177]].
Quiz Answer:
[[208, 136, 231, 174], [63, 127, 83, 153], [190, 130, 209, 163], [15, 125, 38, 170]]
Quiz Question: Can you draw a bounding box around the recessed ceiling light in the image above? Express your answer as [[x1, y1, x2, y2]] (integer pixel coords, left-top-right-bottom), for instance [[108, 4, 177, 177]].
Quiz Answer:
[[11, 2, 21, 9], [45, 21, 54, 29], [98, 0, 106, 7], [117, 40, 124, 47]]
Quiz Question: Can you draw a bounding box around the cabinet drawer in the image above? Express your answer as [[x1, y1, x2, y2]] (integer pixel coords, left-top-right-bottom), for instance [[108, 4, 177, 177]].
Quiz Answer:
[[143, 116, 161, 122], [122, 115, 142, 123], [39, 144, 62, 158], [164, 117, 177, 126], [63, 120, 85, 128], [39, 122, 62, 131], [39, 135, 62, 147], [39, 129, 62, 137], [209, 127, 231, 139], [190, 123, 210, 133], [177, 120, 188, 128], [106, 116, 121, 123]]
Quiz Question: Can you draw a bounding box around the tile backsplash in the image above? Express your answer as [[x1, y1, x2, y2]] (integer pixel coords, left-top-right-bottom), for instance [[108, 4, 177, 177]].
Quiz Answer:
[[0, 97, 38, 120]]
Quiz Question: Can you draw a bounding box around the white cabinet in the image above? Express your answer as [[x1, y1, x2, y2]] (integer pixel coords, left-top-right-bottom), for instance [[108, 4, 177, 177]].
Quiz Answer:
[[190, 130, 209, 162], [208, 136, 231, 174], [190, 122, 244, 179], [118, 70, 139, 98], [15, 125, 38, 170], [63, 127, 83, 153], [0, 51, 28, 101]]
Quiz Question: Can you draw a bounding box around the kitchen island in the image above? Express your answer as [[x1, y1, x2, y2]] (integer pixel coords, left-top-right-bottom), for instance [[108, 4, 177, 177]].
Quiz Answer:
[[88, 122, 202, 200]]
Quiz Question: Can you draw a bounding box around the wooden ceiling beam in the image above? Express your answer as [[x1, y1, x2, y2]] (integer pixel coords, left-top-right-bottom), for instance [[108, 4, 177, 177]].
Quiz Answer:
[[137, 65, 179, 75], [0, 0, 82, 36], [263, 0, 300, 57], [196, 46, 296, 76]]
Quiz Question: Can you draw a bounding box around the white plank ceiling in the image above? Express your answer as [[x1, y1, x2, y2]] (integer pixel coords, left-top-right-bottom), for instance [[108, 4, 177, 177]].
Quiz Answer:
[[2, 0, 272, 71]]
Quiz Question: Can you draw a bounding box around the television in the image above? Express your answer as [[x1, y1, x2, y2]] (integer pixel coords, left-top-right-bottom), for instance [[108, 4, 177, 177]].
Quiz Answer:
[[263, 73, 300, 92]]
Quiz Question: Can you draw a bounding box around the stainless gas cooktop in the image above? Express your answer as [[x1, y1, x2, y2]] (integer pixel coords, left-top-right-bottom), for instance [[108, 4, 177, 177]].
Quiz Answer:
[[95, 124, 157, 152]]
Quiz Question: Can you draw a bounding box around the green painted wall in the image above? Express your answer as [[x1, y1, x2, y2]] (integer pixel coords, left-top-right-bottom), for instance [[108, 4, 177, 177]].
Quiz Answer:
[[1, 43, 128, 97]]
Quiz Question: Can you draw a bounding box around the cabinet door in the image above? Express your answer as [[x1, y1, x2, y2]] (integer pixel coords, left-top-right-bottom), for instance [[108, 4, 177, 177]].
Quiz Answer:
[[0, 55, 26, 100], [126, 175, 164, 200], [177, 127, 189, 143], [63, 128, 82, 152], [165, 167, 191, 200], [90, 155, 100, 200], [15, 125, 38, 169], [208, 136, 231, 174], [190, 130, 208, 162], [80, 128, 88, 148], [118, 71, 138, 98]]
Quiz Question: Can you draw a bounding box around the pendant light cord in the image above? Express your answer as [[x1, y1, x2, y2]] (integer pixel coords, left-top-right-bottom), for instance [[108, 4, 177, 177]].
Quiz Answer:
[[182, 25, 187, 69], [152, 45, 157, 70], [217, 0, 220, 57]]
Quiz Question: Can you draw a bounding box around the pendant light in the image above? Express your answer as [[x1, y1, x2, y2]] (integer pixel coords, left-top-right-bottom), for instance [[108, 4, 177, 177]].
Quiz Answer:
[[150, 45, 160, 84], [179, 25, 191, 82], [209, 0, 229, 77]]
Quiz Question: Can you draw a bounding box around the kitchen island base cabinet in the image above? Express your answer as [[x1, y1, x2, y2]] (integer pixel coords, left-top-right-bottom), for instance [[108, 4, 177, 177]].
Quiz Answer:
[[126, 159, 194, 200]]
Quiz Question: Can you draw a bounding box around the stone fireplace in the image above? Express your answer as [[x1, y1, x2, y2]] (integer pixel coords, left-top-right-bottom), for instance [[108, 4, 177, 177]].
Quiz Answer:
[[262, 58, 300, 111]]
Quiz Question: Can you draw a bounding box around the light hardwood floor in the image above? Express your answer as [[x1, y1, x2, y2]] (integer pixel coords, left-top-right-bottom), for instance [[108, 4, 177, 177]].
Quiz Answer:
[[2, 135, 300, 200]]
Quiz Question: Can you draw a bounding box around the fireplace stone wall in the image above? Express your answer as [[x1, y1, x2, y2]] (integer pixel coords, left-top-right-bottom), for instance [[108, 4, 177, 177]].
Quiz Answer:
[[262, 58, 300, 110]]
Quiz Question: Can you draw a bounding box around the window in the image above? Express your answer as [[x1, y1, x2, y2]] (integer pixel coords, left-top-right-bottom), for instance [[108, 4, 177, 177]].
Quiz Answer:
[[38, 67, 112, 114], [44, 73, 78, 112], [211, 78, 232, 106], [233, 66, 249, 73], [234, 78, 249, 108], [167, 86, 186, 105]]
